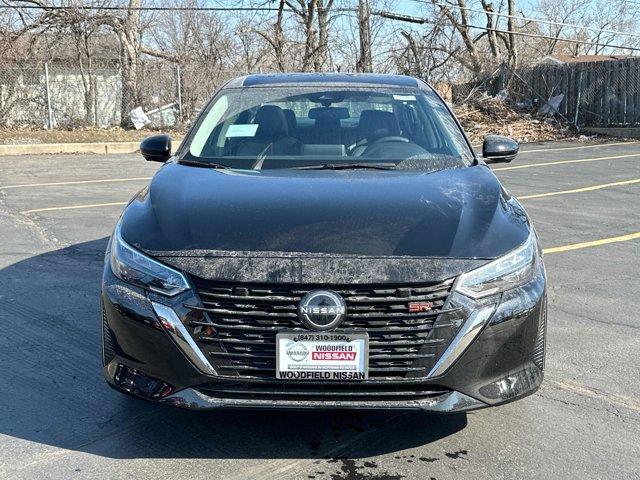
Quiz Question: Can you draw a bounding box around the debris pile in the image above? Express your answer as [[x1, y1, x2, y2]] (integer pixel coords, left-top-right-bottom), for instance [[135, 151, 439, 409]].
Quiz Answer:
[[453, 92, 572, 144]]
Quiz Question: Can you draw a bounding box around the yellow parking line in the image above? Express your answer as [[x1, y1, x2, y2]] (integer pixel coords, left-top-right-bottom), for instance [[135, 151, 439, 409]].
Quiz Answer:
[[518, 141, 638, 154], [519, 178, 640, 200], [546, 376, 640, 413], [21, 202, 127, 214], [543, 232, 640, 254], [1, 177, 151, 189], [494, 153, 640, 171]]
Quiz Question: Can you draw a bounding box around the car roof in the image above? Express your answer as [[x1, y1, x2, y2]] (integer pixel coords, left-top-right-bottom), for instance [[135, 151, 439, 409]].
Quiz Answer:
[[225, 73, 425, 89]]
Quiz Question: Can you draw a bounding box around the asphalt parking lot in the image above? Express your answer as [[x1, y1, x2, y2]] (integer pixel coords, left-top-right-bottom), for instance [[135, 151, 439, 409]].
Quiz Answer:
[[0, 139, 639, 479]]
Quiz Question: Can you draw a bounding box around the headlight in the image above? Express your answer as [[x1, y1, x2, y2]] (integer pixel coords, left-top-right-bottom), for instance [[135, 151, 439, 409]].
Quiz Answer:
[[110, 221, 189, 297], [455, 229, 540, 299]]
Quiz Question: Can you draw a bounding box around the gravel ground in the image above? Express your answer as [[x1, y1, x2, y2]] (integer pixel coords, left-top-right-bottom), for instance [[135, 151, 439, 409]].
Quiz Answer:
[[0, 140, 638, 479]]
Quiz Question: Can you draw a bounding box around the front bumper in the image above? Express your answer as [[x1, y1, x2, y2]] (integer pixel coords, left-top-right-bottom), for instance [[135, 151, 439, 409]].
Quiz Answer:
[[101, 261, 546, 412], [160, 387, 487, 412]]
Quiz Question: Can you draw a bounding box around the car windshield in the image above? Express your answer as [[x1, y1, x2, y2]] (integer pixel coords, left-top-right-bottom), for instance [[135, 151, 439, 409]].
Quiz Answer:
[[182, 85, 474, 170]]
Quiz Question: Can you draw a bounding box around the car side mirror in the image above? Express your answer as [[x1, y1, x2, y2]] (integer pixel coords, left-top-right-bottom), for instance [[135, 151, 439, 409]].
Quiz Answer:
[[482, 135, 519, 164], [140, 134, 172, 162]]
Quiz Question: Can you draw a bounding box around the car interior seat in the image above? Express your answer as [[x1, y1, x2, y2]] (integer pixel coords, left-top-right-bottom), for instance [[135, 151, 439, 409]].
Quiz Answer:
[[236, 105, 301, 156]]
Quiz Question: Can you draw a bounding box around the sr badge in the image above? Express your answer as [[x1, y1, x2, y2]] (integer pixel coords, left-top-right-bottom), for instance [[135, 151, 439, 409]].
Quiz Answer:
[[298, 290, 347, 331]]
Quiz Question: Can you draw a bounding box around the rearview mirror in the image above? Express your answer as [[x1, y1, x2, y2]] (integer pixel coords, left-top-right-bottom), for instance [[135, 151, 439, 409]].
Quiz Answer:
[[482, 135, 519, 164], [140, 134, 172, 162]]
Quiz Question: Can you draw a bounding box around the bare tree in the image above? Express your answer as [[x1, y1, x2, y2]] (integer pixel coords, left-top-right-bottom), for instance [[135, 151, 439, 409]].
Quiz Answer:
[[356, 0, 372, 72], [534, 0, 586, 55], [252, 0, 287, 71], [431, 0, 484, 76], [146, 0, 242, 120], [112, 0, 142, 125], [316, 0, 334, 70], [68, 13, 99, 125], [4, 0, 179, 126], [480, 1, 500, 59], [238, 22, 269, 72], [100, 0, 179, 125], [394, 21, 460, 85], [286, 0, 319, 71], [251, 0, 337, 72], [532, 0, 640, 57], [403, 1, 521, 77]]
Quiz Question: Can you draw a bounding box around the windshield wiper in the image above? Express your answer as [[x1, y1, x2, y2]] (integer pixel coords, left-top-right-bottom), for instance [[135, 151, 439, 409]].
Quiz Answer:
[[251, 143, 272, 170], [293, 162, 397, 170], [178, 159, 231, 169]]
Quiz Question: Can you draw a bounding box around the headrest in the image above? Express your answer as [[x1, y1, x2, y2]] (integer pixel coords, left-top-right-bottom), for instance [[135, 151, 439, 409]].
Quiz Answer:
[[282, 109, 297, 132], [254, 105, 288, 139], [308, 107, 350, 120]]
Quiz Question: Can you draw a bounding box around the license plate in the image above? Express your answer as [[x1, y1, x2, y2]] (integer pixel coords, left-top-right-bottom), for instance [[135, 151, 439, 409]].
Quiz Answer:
[[276, 331, 369, 380]]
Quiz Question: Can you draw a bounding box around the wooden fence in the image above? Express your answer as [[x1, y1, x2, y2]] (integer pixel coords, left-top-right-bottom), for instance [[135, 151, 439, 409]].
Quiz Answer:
[[451, 58, 640, 128], [508, 57, 640, 127]]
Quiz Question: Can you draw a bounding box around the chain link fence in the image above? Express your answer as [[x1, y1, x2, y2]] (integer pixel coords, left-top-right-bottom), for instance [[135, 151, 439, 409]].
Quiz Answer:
[[0, 67, 48, 127], [0, 61, 250, 130], [3, 58, 640, 131]]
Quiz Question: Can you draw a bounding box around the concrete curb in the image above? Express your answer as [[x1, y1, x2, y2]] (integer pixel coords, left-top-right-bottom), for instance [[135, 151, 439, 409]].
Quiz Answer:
[[0, 138, 183, 156]]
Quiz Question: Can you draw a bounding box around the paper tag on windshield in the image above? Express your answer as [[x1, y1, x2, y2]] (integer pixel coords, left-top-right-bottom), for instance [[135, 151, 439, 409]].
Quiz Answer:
[[226, 124, 259, 137], [393, 94, 416, 102]]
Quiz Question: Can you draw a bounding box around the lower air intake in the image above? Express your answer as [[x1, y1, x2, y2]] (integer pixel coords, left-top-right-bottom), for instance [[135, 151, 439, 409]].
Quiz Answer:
[[197, 380, 450, 403], [102, 304, 117, 367], [533, 298, 547, 370]]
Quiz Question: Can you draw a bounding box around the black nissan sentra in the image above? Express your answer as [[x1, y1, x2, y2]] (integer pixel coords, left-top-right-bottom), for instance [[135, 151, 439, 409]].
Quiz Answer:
[[102, 73, 546, 412]]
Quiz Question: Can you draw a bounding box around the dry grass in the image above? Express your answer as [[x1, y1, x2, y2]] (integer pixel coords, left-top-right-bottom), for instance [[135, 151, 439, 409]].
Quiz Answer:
[[0, 126, 185, 145]]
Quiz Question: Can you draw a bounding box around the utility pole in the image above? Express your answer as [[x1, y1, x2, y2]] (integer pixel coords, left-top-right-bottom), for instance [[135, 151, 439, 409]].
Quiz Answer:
[[176, 64, 183, 123], [44, 62, 53, 129], [356, 0, 372, 73], [507, 0, 518, 69]]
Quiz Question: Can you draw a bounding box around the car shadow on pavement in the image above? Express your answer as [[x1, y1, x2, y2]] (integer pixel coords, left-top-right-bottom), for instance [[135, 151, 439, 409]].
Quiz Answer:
[[0, 238, 467, 460]]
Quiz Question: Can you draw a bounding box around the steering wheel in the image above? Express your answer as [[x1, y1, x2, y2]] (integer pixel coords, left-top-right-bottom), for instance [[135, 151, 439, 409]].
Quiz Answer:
[[349, 136, 410, 156], [368, 136, 410, 145]]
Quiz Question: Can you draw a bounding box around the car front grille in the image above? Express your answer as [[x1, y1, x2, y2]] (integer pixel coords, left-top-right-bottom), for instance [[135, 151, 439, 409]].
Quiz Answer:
[[185, 278, 463, 381]]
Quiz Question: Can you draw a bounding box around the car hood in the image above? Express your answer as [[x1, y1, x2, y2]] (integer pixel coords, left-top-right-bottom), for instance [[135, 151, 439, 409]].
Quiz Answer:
[[120, 163, 529, 282]]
